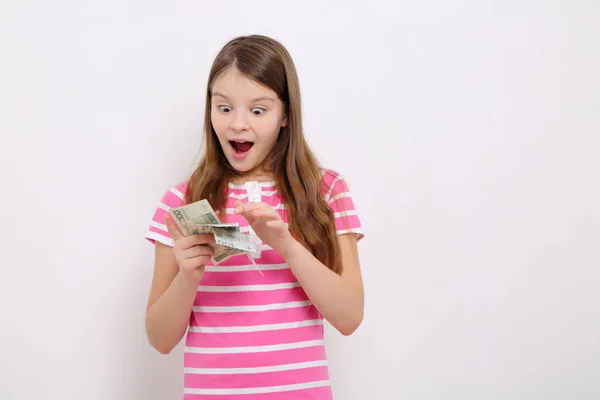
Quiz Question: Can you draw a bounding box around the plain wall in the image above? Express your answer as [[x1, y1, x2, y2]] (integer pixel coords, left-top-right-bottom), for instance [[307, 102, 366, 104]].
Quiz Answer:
[[1, 1, 599, 399]]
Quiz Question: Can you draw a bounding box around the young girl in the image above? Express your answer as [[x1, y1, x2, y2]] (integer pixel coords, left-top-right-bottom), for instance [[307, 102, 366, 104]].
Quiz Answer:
[[145, 35, 365, 399]]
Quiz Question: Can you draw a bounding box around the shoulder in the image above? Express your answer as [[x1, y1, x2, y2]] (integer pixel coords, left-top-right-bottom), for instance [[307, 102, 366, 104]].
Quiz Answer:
[[319, 168, 364, 240], [319, 168, 351, 203], [320, 168, 343, 185], [158, 180, 189, 208]]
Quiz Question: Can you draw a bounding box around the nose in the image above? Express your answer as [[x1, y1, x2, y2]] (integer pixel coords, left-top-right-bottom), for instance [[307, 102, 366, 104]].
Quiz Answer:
[[230, 109, 249, 132]]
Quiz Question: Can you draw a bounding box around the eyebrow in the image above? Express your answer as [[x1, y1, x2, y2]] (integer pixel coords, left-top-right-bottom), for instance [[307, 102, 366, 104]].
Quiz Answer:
[[212, 91, 276, 103]]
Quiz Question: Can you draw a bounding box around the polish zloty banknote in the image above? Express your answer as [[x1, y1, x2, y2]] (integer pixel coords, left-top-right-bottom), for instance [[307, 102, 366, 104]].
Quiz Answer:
[[169, 199, 256, 264]]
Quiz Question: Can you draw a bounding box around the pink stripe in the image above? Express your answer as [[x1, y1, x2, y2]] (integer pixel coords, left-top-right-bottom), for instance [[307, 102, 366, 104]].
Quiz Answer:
[[334, 215, 361, 231], [202, 250, 285, 269], [320, 169, 339, 187], [150, 209, 168, 224], [174, 181, 188, 193], [225, 191, 280, 204], [184, 344, 327, 369], [329, 179, 348, 195], [253, 250, 286, 264], [183, 385, 332, 400], [205, 253, 252, 267], [200, 268, 295, 286], [193, 287, 308, 307], [329, 196, 355, 212], [184, 366, 329, 389], [191, 304, 318, 328], [185, 324, 323, 348], [162, 190, 184, 208]]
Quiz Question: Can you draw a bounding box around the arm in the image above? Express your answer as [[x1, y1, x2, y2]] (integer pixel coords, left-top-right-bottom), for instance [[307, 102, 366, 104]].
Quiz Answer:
[[233, 199, 364, 336], [145, 243, 199, 354], [145, 214, 214, 354], [283, 234, 364, 336]]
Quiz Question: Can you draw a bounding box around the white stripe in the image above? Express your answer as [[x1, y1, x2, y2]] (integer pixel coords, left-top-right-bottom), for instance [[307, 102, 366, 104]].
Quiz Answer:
[[328, 191, 349, 204], [150, 221, 168, 232], [333, 210, 358, 218], [193, 300, 310, 313], [188, 319, 323, 333], [204, 263, 288, 272], [228, 192, 247, 199], [145, 231, 173, 247], [158, 202, 170, 212], [228, 181, 276, 189], [224, 204, 284, 214], [227, 190, 278, 199], [323, 178, 339, 203], [336, 228, 364, 235], [197, 282, 300, 292], [169, 187, 184, 200], [183, 380, 330, 395], [184, 360, 327, 375], [185, 339, 325, 354]]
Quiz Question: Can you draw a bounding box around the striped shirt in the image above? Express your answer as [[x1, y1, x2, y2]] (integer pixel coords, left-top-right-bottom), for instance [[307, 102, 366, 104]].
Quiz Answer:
[[145, 169, 364, 399]]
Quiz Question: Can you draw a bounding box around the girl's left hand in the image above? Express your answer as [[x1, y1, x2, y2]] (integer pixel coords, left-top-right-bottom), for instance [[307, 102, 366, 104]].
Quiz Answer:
[[234, 200, 297, 256]]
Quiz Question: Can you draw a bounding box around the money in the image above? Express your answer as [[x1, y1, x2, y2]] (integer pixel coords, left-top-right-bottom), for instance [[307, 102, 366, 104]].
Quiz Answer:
[[169, 199, 256, 264]]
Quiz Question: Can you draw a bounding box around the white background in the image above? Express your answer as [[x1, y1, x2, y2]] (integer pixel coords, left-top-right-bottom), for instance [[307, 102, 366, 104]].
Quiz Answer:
[[1, 1, 599, 399]]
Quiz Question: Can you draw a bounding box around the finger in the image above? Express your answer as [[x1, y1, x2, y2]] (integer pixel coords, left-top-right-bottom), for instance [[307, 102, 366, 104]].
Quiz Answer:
[[250, 207, 281, 221], [234, 201, 270, 214], [234, 201, 257, 224], [188, 234, 216, 245], [180, 234, 215, 250], [164, 213, 183, 240], [233, 200, 245, 214], [184, 244, 215, 258], [182, 254, 212, 270], [242, 202, 270, 212]]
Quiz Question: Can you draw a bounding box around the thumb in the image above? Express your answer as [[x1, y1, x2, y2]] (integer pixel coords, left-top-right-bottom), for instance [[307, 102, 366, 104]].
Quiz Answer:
[[164, 213, 183, 240]]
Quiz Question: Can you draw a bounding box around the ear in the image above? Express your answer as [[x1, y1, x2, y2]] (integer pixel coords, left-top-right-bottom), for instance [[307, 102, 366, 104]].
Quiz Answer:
[[281, 115, 288, 128]]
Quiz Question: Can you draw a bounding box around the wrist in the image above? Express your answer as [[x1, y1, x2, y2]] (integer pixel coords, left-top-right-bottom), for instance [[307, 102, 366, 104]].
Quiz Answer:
[[176, 270, 201, 291], [282, 238, 304, 263]]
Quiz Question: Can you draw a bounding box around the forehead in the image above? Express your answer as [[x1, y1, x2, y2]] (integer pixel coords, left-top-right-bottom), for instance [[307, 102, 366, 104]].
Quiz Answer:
[[211, 66, 277, 100]]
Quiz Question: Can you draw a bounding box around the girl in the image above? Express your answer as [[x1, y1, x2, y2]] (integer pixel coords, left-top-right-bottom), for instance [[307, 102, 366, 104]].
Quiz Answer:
[[145, 35, 365, 399]]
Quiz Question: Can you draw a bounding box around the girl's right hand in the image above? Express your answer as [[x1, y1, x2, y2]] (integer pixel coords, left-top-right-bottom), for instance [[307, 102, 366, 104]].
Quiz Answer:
[[164, 213, 215, 284]]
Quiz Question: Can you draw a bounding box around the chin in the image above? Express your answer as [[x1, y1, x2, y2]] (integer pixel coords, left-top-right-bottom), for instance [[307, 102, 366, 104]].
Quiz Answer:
[[227, 158, 255, 173]]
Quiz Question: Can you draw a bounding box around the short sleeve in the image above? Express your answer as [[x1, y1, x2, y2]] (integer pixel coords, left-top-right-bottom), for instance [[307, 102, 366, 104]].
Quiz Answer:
[[321, 169, 364, 241], [144, 181, 188, 247]]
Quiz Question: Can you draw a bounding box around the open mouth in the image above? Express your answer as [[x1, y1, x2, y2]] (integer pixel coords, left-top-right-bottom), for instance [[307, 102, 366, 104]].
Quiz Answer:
[[229, 140, 254, 154]]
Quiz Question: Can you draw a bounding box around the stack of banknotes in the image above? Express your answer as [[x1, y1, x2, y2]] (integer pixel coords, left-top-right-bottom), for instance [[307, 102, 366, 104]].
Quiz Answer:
[[168, 199, 260, 265]]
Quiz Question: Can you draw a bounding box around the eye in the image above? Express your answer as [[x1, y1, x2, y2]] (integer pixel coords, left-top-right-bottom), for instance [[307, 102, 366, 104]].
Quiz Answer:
[[251, 107, 266, 116], [218, 105, 232, 113]]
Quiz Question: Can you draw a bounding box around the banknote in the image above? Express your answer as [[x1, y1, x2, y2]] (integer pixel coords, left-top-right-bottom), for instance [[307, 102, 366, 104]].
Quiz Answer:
[[169, 199, 221, 236], [169, 199, 256, 264]]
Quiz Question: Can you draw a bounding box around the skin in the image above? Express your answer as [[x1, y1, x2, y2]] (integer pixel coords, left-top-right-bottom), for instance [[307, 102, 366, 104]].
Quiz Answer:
[[145, 66, 364, 354], [210, 65, 288, 183]]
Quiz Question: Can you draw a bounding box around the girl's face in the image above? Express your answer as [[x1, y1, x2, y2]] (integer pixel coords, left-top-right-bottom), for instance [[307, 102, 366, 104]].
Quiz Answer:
[[211, 66, 287, 178]]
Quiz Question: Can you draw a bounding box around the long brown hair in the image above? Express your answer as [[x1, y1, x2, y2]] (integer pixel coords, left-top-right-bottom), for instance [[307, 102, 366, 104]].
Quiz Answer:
[[185, 35, 342, 274]]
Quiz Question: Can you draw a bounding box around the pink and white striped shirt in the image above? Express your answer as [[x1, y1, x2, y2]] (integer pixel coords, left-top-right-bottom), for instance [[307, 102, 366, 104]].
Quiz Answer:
[[145, 169, 364, 399]]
